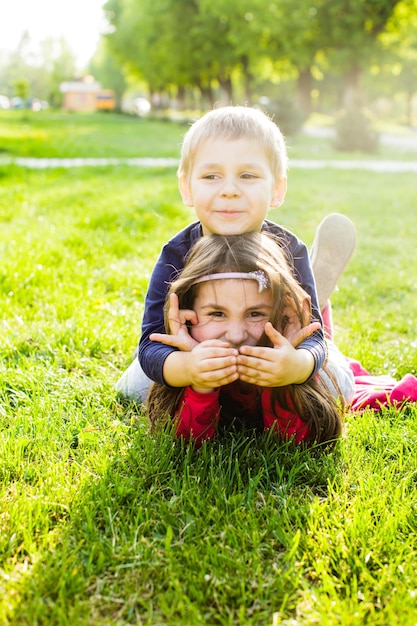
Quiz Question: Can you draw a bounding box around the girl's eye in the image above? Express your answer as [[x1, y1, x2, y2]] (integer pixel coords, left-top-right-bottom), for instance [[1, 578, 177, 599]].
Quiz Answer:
[[202, 174, 219, 180], [241, 173, 258, 179], [248, 311, 267, 320], [208, 311, 225, 319]]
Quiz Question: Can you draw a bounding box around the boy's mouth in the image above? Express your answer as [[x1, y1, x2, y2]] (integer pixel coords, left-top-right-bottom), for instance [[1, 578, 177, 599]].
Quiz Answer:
[[215, 209, 244, 216]]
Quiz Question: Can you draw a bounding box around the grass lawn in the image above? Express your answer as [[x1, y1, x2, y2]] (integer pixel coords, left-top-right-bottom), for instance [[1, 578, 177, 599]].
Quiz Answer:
[[1, 112, 417, 625], [0, 111, 186, 158]]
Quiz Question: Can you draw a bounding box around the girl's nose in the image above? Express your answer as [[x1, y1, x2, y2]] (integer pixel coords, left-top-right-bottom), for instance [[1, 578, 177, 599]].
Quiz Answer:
[[224, 322, 248, 348]]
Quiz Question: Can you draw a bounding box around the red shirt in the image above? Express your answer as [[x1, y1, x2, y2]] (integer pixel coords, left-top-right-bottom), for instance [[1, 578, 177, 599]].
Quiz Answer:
[[174, 381, 310, 446]]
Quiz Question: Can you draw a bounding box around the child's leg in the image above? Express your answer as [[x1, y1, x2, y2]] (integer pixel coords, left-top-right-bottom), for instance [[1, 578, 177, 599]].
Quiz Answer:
[[311, 213, 356, 312], [310, 215, 356, 402], [115, 358, 153, 402], [321, 301, 333, 340], [320, 339, 355, 404]]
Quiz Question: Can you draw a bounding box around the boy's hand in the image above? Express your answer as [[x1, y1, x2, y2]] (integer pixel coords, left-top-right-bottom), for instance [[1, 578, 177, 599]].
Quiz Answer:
[[151, 294, 239, 390], [150, 293, 198, 352], [285, 321, 321, 348], [236, 322, 314, 386], [282, 295, 320, 347]]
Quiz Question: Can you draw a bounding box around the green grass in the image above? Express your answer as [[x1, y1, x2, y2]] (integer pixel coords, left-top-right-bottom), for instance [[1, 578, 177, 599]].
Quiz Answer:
[[1, 109, 417, 161], [0, 111, 186, 158], [1, 114, 417, 625]]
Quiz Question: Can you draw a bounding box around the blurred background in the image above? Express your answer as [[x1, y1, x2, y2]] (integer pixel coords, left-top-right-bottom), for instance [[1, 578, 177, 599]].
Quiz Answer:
[[1, 0, 416, 151]]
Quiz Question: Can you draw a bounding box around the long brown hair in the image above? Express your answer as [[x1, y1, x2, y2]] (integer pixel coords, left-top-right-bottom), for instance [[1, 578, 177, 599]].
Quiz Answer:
[[147, 232, 343, 445]]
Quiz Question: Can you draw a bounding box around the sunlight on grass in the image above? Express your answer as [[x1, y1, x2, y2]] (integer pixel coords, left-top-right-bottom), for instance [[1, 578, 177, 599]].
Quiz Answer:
[[0, 111, 186, 158], [1, 114, 417, 625]]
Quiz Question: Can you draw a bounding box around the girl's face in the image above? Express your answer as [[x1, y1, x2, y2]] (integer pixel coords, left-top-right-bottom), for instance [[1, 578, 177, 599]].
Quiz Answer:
[[190, 278, 273, 349]]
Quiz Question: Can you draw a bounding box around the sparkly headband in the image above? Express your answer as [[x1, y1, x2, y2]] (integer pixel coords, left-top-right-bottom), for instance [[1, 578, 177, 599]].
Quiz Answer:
[[192, 270, 270, 293]]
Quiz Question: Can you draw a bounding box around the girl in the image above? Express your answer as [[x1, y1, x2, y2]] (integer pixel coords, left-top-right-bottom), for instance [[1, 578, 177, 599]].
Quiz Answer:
[[147, 232, 346, 447]]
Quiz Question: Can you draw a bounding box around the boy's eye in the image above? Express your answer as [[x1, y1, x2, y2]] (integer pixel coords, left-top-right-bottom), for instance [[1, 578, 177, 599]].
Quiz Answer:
[[202, 174, 219, 180], [241, 173, 258, 179]]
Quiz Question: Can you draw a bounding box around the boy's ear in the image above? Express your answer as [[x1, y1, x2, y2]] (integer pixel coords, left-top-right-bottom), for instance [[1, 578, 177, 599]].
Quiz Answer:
[[179, 176, 194, 207], [271, 178, 287, 207]]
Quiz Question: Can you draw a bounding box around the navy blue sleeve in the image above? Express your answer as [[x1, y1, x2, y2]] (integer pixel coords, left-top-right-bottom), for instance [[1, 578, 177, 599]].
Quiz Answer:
[[291, 237, 326, 378], [263, 221, 326, 378], [138, 223, 201, 384]]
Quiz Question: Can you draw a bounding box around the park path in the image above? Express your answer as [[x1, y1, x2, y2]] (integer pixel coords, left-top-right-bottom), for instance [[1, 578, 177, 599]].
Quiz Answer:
[[1, 128, 416, 172], [1, 155, 417, 172]]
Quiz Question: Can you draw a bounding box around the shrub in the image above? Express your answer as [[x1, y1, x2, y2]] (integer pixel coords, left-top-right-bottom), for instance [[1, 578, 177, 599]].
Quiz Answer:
[[263, 98, 307, 136], [334, 107, 380, 153]]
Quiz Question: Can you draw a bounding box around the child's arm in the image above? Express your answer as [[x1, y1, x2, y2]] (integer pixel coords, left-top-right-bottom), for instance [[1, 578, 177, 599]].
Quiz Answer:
[[152, 293, 320, 389], [150, 293, 199, 352], [138, 224, 200, 384], [237, 322, 315, 386], [282, 293, 321, 347], [270, 224, 326, 378]]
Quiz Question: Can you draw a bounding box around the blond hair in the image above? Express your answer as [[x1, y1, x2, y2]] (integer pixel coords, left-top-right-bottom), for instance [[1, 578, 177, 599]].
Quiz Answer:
[[147, 232, 344, 446], [177, 105, 288, 181]]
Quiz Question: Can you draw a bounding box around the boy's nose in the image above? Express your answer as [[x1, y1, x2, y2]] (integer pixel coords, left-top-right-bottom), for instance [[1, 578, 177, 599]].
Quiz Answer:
[[220, 177, 240, 197]]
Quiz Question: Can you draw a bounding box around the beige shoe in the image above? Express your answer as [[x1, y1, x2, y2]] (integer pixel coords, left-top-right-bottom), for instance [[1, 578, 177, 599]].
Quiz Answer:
[[311, 213, 357, 311]]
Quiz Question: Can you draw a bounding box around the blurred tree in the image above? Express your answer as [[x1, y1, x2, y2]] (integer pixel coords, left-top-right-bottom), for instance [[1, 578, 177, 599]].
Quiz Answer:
[[264, 0, 326, 117], [317, 0, 417, 148], [197, 0, 276, 103], [102, 0, 417, 120], [2, 32, 32, 98], [104, 0, 281, 104], [38, 38, 78, 106], [89, 38, 127, 109], [317, 0, 405, 110], [378, 0, 417, 125], [0, 32, 77, 106], [104, 0, 177, 96], [12, 78, 29, 101]]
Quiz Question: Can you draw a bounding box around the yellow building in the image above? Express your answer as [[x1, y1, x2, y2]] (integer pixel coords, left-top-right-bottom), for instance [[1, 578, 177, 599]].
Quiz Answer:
[[60, 76, 115, 112], [96, 89, 116, 111]]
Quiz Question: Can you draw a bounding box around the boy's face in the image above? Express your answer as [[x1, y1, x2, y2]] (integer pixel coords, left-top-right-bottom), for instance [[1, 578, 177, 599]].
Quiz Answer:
[[179, 137, 287, 235]]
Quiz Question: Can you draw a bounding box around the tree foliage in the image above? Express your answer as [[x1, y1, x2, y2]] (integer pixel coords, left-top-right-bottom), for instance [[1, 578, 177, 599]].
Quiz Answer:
[[103, 0, 417, 113], [0, 32, 77, 106], [89, 38, 128, 109], [316, 0, 405, 108]]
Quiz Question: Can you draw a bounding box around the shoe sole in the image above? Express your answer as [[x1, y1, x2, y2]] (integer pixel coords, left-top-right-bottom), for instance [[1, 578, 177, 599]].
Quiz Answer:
[[311, 213, 357, 310]]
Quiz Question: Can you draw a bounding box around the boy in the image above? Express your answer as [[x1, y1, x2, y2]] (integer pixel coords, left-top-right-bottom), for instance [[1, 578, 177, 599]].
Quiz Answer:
[[117, 106, 356, 401]]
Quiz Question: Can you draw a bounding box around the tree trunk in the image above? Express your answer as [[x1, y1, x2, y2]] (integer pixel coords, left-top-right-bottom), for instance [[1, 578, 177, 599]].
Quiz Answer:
[[177, 85, 186, 110], [200, 85, 215, 109], [218, 77, 233, 104], [405, 90, 413, 127], [241, 55, 253, 105], [343, 64, 363, 111], [296, 68, 313, 116]]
